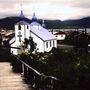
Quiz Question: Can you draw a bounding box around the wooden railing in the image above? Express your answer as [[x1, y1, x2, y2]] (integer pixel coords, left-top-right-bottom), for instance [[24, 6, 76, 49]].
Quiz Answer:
[[12, 55, 60, 90]]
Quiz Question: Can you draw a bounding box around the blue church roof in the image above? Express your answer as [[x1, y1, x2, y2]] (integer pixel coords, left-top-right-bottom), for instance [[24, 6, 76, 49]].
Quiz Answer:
[[31, 13, 37, 22], [20, 10, 25, 18], [30, 22, 56, 41], [16, 21, 29, 25]]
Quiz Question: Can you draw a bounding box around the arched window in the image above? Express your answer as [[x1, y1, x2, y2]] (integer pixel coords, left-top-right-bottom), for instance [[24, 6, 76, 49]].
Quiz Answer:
[[53, 40, 55, 47], [50, 41, 52, 47], [27, 25, 29, 29], [46, 42, 48, 48], [18, 25, 21, 30]]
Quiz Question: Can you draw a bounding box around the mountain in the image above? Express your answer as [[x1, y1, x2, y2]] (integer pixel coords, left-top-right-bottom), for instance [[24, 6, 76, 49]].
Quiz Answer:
[[0, 16, 90, 30], [63, 17, 90, 28], [0, 17, 31, 30], [44, 20, 63, 29], [0, 16, 63, 30]]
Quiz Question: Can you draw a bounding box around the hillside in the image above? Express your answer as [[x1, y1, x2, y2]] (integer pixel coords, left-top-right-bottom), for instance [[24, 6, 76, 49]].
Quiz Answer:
[[0, 16, 90, 30], [0, 17, 31, 30], [63, 17, 90, 28]]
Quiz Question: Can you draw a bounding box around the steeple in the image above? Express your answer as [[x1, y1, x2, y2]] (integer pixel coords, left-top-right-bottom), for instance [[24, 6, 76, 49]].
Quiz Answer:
[[19, 0, 25, 19], [42, 19, 45, 27], [20, 10, 25, 18], [32, 12, 37, 22]]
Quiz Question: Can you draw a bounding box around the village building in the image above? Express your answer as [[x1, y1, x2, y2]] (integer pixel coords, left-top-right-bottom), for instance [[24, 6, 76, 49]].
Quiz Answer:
[[54, 31, 66, 40], [10, 12, 57, 55]]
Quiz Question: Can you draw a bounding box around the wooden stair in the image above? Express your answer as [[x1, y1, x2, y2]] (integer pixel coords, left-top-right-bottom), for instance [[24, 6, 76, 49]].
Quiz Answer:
[[0, 62, 32, 90]]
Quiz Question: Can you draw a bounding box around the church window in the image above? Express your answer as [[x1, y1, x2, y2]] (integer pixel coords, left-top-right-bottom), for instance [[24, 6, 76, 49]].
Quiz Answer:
[[46, 42, 48, 48], [18, 25, 21, 30], [50, 41, 52, 47], [61, 35, 63, 37], [53, 40, 55, 47], [27, 25, 29, 29]]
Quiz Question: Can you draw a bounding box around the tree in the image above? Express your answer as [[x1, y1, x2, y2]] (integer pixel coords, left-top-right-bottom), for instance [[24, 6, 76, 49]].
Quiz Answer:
[[24, 38, 29, 48], [74, 31, 89, 53], [0, 34, 2, 46], [29, 37, 35, 52]]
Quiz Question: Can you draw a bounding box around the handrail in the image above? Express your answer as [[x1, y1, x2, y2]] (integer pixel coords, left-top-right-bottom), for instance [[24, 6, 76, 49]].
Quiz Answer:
[[12, 55, 59, 81], [13, 55, 41, 76], [44, 75, 59, 81]]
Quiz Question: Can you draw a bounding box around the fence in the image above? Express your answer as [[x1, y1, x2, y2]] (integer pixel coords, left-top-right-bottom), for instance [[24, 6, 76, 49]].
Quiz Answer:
[[12, 55, 60, 90]]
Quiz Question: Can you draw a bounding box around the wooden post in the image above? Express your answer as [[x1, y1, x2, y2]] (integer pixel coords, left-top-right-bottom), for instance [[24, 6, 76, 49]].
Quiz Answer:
[[24, 66, 28, 77], [40, 74, 44, 89], [26, 67, 28, 74], [51, 79, 54, 90], [32, 72, 36, 88], [21, 63, 24, 76]]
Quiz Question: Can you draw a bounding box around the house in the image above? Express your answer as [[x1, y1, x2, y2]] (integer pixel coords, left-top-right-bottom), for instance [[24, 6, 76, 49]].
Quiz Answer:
[[10, 12, 57, 55], [54, 31, 66, 40]]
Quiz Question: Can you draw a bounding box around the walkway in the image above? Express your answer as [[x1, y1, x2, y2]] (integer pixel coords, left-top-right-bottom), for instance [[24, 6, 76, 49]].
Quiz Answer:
[[0, 62, 32, 90]]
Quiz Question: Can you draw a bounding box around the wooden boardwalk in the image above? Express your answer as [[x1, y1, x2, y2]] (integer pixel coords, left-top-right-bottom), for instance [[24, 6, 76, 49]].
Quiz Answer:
[[0, 62, 32, 90]]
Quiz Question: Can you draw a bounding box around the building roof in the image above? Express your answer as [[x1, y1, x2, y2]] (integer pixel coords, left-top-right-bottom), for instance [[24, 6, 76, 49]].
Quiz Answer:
[[54, 31, 66, 35], [30, 21, 40, 26], [16, 21, 30, 25], [31, 24, 56, 41]]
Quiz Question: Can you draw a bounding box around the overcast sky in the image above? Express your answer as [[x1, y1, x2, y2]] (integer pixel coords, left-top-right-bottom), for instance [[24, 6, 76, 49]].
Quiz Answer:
[[0, 0, 90, 20]]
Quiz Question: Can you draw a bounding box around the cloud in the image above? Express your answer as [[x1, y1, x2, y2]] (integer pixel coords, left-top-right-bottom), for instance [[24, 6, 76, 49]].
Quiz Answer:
[[69, 0, 90, 9], [0, 0, 90, 20], [47, 0, 90, 9]]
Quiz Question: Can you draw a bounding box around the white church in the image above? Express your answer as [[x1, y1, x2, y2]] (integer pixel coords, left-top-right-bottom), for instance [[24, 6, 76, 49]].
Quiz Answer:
[[10, 11, 57, 55]]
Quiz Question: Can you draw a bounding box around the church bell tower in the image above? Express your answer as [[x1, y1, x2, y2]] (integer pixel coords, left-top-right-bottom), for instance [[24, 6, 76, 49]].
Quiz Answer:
[[15, 21, 30, 45]]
